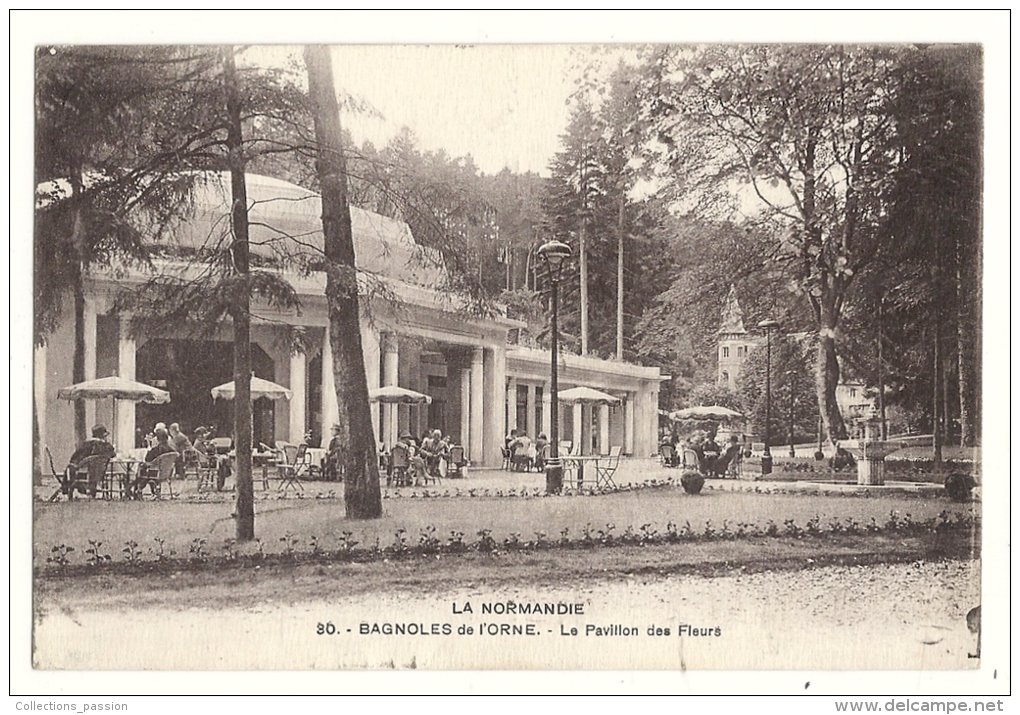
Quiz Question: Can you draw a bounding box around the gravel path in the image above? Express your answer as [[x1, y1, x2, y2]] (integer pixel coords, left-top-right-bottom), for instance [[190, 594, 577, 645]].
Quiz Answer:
[[35, 559, 979, 670]]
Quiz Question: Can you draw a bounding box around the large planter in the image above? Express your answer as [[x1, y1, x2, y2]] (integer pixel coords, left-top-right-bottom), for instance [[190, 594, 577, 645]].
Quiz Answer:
[[680, 470, 705, 495]]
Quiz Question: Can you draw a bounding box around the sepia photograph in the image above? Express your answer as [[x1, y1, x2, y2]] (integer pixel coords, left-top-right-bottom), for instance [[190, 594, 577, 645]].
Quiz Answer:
[[12, 9, 1010, 700]]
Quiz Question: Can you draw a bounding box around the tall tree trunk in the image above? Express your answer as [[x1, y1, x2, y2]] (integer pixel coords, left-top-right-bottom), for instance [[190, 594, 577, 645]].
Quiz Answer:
[[222, 46, 255, 541], [304, 45, 382, 519], [957, 236, 979, 447], [877, 299, 887, 440], [616, 195, 624, 361], [816, 304, 847, 443], [72, 266, 87, 445], [932, 322, 944, 466], [70, 201, 87, 445], [579, 213, 588, 355]]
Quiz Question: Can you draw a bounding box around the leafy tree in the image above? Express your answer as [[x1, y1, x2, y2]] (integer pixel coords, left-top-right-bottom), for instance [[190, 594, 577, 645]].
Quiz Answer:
[[35, 45, 221, 442], [637, 44, 911, 443]]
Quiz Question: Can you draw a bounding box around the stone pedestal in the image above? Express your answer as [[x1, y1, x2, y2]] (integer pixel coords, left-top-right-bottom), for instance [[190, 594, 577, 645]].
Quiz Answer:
[[848, 441, 901, 486]]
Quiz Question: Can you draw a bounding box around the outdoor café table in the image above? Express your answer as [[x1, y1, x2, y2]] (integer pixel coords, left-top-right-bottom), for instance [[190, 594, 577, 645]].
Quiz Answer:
[[227, 450, 278, 489], [560, 455, 601, 489], [106, 457, 144, 500]]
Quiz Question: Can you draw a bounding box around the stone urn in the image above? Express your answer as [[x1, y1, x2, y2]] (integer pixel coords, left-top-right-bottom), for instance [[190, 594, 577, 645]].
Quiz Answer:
[[845, 419, 901, 485]]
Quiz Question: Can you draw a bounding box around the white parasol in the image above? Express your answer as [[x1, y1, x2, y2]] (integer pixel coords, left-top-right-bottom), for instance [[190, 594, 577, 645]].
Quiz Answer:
[[368, 385, 433, 405], [211, 376, 292, 401]]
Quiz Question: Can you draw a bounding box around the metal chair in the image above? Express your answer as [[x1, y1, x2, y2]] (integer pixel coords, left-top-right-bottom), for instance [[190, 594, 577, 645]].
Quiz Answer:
[[276, 443, 307, 491], [388, 443, 410, 487], [45, 447, 70, 502], [65, 454, 112, 500], [446, 445, 466, 478], [138, 452, 178, 499], [659, 443, 677, 468], [595, 446, 622, 489], [500, 446, 512, 470]]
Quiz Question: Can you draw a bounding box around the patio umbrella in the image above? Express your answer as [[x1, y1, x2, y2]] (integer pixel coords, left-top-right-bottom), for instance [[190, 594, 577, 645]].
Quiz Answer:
[[210, 376, 292, 401], [58, 376, 171, 404], [368, 385, 433, 405], [669, 405, 744, 422], [556, 386, 621, 406], [59, 376, 171, 450]]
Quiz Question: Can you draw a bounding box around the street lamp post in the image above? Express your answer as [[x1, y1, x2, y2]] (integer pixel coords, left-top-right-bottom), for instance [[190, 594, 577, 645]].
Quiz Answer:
[[538, 239, 572, 494], [758, 319, 780, 475], [787, 369, 796, 458]]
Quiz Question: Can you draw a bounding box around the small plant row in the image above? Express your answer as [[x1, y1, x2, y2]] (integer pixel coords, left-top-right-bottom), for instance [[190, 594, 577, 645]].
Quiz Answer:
[[39, 510, 978, 576]]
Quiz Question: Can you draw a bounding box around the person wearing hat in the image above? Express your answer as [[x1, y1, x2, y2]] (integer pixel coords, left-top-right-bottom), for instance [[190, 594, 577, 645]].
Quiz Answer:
[[324, 423, 343, 482], [136, 426, 176, 498], [66, 424, 117, 497]]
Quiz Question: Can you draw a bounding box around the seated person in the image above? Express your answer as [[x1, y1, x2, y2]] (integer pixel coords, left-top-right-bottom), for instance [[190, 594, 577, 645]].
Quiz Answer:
[[66, 424, 117, 497], [419, 429, 448, 477], [533, 433, 549, 471], [718, 435, 742, 476], [192, 427, 211, 457], [831, 443, 856, 471], [701, 433, 722, 475], [509, 432, 533, 471], [138, 427, 176, 497]]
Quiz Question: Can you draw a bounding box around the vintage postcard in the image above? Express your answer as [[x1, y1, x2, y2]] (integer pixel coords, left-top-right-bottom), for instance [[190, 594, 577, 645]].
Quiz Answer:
[[13, 10, 1010, 697]]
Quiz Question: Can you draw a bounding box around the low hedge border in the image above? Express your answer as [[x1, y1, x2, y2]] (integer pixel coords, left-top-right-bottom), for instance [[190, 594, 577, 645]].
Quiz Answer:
[[37, 510, 978, 578]]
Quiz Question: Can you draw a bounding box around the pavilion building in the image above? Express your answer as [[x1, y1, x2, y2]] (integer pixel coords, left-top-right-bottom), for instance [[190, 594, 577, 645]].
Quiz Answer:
[[36, 174, 664, 468]]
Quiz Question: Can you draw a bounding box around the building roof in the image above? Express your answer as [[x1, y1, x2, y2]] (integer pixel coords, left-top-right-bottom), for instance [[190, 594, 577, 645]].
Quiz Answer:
[[161, 172, 449, 289]]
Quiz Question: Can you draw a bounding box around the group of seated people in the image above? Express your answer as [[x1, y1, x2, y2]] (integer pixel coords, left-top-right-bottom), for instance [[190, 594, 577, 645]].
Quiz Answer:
[[660, 430, 745, 477], [64, 420, 242, 499], [386, 429, 462, 485], [504, 429, 550, 472]]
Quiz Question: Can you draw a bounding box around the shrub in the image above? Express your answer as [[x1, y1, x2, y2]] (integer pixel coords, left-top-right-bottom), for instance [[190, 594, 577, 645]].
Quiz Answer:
[[680, 470, 705, 495], [944, 472, 977, 502]]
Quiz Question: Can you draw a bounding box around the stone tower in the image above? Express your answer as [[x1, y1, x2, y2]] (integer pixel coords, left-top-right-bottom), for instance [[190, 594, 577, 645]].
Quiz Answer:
[[717, 285, 753, 390]]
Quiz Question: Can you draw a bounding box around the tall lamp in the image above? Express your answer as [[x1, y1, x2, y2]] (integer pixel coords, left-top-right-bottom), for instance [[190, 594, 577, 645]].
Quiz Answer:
[[538, 239, 572, 494], [787, 369, 796, 458], [758, 319, 780, 475]]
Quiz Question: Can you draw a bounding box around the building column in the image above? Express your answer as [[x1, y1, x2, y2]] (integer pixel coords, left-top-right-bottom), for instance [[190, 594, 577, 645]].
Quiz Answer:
[[115, 318, 136, 454], [506, 376, 517, 433], [361, 324, 381, 444], [483, 346, 506, 467], [289, 349, 306, 444], [624, 392, 635, 456], [320, 329, 339, 448], [599, 404, 610, 455], [469, 348, 484, 463], [541, 386, 551, 441], [382, 332, 399, 449], [35, 344, 47, 460], [459, 367, 471, 449], [525, 384, 537, 438], [83, 297, 98, 428], [648, 390, 660, 457], [572, 403, 583, 454]]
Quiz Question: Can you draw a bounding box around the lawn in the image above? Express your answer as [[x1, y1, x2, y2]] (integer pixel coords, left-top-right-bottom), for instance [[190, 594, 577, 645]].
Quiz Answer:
[[34, 484, 978, 565]]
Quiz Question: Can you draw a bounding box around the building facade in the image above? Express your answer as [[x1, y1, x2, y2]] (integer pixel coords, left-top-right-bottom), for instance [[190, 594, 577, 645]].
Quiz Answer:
[[36, 174, 664, 468]]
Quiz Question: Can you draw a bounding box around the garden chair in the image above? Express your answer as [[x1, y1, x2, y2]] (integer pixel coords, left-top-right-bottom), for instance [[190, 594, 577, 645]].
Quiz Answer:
[[276, 443, 307, 492], [79, 454, 114, 500], [595, 446, 622, 489], [45, 447, 71, 502], [682, 447, 705, 473], [138, 452, 178, 500], [659, 443, 677, 468], [446, 445, 467, 478], [725, 446, 744, 478], [500, 446, 512, 470], [387, 443, 410, 487]]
